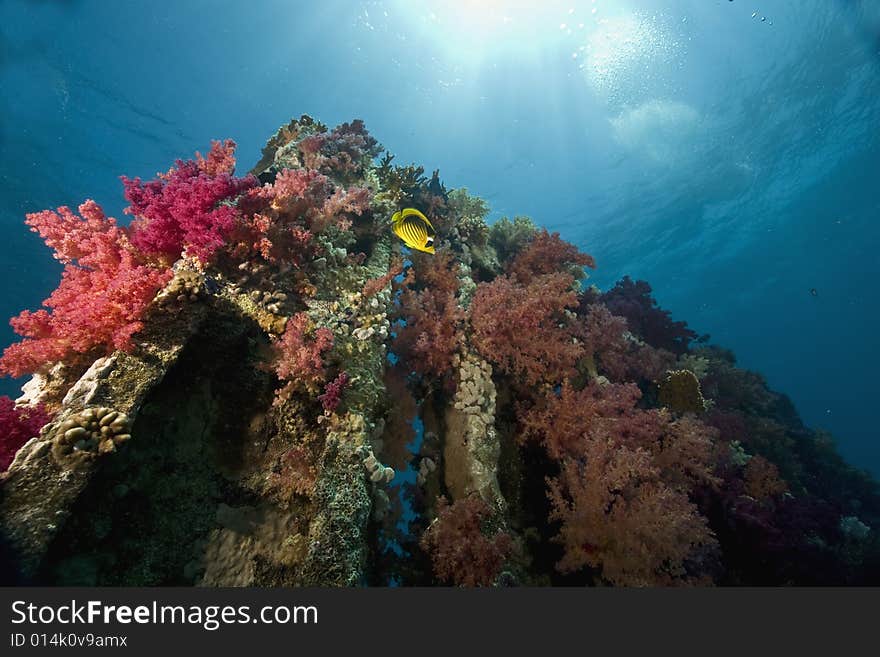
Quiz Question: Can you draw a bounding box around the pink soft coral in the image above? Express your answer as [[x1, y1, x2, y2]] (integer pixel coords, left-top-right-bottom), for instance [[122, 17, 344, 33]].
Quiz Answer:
[[470, 272, 583, 386], [235, 168, 369, 264], [124, 144, 257, 263], [273, 313, 334, 403], [195, 139, 238, 176], [0, 202, 172, 377], [420, 495, 513, 587], [300, 119, 381, 178], [0, 396, 52, 471]]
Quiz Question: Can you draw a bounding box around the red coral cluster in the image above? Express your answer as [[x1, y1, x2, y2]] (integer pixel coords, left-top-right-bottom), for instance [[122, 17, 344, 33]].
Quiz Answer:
[[420, 495, 513, 587], [395, 252, 466, 380], [547, 447, 715, 585], [580, 303, 675, 383], [124, 145, 257, 264], [273, 313, 334, 403], [0, 396, 51, 471], [0, 202, 172, 377], [470, 272, 583, 386], [362, 257, 404, 299], [520, 381, 719, 585], [318, 371, 350, 413], [507, 228, 596, 282]]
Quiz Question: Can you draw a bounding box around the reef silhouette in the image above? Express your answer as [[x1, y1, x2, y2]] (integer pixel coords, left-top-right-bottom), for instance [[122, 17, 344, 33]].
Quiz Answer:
[[0, 116, 877, 586]]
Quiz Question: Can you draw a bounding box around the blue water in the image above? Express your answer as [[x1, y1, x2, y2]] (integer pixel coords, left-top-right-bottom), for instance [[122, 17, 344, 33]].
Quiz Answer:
[[1, 0, 878, 474]]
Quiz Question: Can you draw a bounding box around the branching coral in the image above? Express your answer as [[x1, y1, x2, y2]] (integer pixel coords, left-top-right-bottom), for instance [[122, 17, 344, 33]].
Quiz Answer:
[[0, 396, 51, 470], [0, 201, 172, 377], [420, 495, 513, 586], [470, 272, 583, 387], [487, 215, 537, 264]]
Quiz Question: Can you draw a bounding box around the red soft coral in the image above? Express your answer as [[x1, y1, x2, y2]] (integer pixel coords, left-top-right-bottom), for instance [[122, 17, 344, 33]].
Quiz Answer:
[[395, 252, 466, 380], [273, 313, 334, 403], [0, 202, 172, 377], [0, 396, 52, 471], [318, 371, 350, 413], [124, 144, 257, 263], [507, 228, 596, 282], [520, 381, 718, 490], [580, 303, 675, 383], [548, 443, 716, 586], [420, 495, 513, 587], [470, 272, 583, 387]]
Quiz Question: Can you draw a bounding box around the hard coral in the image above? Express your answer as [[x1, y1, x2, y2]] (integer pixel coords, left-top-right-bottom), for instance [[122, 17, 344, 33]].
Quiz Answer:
[[0, 202, 172, 377], [470, 272, 583, 387], [52, 406, 131, 462], [420, 495, 513, 587], [658, 369, 707, 415], [0, 396, 51, 471]]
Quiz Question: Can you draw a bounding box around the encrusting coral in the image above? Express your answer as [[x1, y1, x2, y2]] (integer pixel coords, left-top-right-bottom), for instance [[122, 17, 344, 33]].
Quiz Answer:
[[0, 115, 877, 588]]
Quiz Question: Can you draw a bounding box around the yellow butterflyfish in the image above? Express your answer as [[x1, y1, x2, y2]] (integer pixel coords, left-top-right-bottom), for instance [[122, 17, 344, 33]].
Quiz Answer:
[[391, 208, 435, 254]]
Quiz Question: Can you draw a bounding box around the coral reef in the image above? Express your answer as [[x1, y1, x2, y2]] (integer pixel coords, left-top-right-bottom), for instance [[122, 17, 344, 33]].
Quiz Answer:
[[420, 495, 513, 587], [0, 115, 877, 588]]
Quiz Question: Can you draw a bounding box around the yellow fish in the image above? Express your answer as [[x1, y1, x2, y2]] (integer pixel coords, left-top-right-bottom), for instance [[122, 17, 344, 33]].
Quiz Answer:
[[391, 208, 435, 254]]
